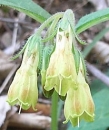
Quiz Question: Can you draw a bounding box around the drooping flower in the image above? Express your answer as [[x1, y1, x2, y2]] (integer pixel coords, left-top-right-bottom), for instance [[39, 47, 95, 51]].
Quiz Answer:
[[44, 26, 77, 96], [7, 35, 41, 110], [64, 60, 95, 126]]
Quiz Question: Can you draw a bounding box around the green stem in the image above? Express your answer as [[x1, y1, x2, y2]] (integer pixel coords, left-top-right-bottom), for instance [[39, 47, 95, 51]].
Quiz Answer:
[[41, 29, 57, 42], [36, 12, 64, 35], [51, 91, 59, 130], [58, 99, 64, 119]]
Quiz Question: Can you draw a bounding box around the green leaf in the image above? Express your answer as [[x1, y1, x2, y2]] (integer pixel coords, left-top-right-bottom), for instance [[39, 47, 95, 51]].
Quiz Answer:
[[76, 8, 109, 34], [83, 27, 109, 58], [0, 0, 51, 23]]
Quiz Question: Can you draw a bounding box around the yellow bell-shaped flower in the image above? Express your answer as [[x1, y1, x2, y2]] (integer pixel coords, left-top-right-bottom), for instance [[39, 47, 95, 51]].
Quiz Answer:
[[7, 35, 40, 110], [44, 26, 77, 96], [64, 61, 95, 126]]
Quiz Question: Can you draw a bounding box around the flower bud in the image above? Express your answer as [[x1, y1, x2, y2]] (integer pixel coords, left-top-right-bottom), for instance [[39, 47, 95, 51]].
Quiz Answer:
[[41, 46, 54, 98], [64, 60, 95, 126], [44, 26, 77, 96], [7, 35, 41, 110]]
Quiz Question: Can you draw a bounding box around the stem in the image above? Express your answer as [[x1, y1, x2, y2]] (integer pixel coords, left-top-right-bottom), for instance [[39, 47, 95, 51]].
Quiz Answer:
[[51, 91, 58, 130], [58, 99, 64, 118], [41, 29, 57, 42], [36, 12, 64, 35]]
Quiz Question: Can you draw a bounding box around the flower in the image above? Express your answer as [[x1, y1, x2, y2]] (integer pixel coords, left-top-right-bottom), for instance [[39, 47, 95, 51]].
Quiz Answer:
[[63, 60, 95, 126], [44, 26, 77, 96], [7, 35, 40, 110]]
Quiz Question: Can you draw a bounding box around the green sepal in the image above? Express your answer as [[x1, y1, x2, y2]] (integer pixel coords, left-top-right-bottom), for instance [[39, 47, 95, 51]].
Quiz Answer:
[[41, 45, 53, 86], [64, 9, 86, 45], [72, 47, 80, 75], [58, 11, 70, 31], [80, 51, 87, 78], [26, 35, 41, 55], [72, 44, 87, 78], [25, 34, 43, 70], [59, 95, 66, 101], [41, 45, 54, 71], [43, 88, 54, 98], [42, 17, 60, 43], [10, 41, 28, 60], [41, 45, 54, 97], [41, 29, 57, 43], [37, 37, 43, 70], [11, 34, 42, 66]]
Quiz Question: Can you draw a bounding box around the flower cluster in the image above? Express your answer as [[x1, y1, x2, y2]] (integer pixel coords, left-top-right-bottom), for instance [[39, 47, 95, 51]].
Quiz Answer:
[[7, 9, 95, 127]]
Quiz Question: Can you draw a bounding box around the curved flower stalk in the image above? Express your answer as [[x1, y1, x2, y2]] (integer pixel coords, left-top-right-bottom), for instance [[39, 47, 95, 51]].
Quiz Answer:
[[64, 59, 95, 126], [7, 35, 41, 110], [44, 26, 77, 96]]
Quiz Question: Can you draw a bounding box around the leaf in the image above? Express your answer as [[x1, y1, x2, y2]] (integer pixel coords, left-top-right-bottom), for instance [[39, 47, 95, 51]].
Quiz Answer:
[[91, 69, 109, 95], [0, 0, 51, 23], [76, 8, 109, 34], [67, 77, 109, 130], [90, 77, 108, 96]]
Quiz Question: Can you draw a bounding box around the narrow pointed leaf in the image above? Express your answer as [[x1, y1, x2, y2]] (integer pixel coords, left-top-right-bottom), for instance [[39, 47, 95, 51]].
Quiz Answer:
[[76, 8, 109, 34], [0, 0, 50, 23]]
